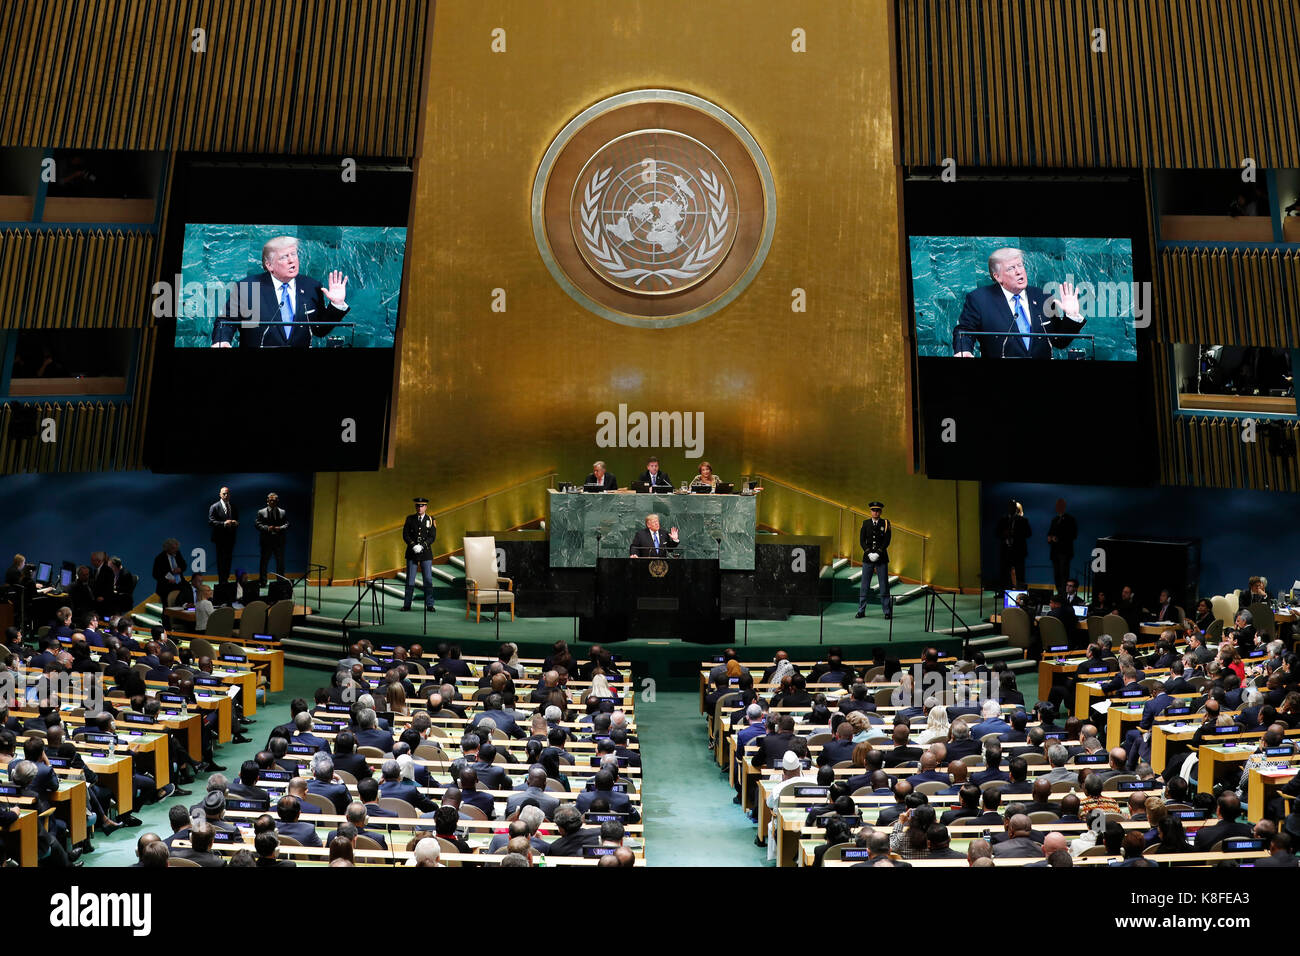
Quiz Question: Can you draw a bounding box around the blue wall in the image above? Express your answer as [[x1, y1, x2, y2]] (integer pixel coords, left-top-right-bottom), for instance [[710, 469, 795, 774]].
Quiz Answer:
[[0, 472, 314, 595], [982, 481, 1300, 599]]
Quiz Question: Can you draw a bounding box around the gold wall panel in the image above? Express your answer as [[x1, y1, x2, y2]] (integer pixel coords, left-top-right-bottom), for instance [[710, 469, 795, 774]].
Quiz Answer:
[[0, 0, 428, 154], [896, 0, 1300, 168], [313, 0, 983, 588]]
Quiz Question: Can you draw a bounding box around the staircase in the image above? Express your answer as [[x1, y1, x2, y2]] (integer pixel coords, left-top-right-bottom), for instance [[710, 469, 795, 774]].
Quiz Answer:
[[139, 599, 350, 671], [282, 616, 350, 670], [928, 620, 1037, 673]]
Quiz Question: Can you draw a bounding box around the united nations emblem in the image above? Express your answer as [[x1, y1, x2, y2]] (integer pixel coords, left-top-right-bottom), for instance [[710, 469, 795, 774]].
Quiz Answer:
[[647, 559, 670, 578], [533, 90, 776, 329], [574, 131, 736, 295]]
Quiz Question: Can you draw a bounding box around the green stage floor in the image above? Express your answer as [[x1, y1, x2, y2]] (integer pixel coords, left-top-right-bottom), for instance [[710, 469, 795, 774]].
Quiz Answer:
[[310, 585, 997, 688]]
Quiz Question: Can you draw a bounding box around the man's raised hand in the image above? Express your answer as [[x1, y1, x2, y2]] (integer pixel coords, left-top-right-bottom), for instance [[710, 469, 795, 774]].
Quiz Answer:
[[326, 270, 349, 308]]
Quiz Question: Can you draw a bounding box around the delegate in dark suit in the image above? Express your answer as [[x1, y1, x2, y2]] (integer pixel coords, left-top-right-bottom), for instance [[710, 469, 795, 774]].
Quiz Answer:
[[208, 491, 240, 583], [953, 281, 1086, 359], [636, 467, 673, 489], [212, 271, 348, 348], [583, 471, 619, 490], [255, 495, 288, 581], [575, 787, 640, 822], [151, 546, 187, 602], [1046, 504, 1077, 598]]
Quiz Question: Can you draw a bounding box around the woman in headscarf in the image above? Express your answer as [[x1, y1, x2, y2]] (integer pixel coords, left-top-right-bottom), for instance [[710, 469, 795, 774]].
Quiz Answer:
[[705, 658, 745, 710], [767, 658, 795, 688], [915, 704, 951, 745]]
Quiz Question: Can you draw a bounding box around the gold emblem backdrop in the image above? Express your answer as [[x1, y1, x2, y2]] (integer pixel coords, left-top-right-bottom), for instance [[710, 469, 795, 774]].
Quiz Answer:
[[311, 0, 982, 588]]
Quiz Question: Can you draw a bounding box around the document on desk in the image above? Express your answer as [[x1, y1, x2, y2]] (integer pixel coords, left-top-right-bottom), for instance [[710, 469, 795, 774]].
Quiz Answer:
[[1093, 700, 1112, 714]]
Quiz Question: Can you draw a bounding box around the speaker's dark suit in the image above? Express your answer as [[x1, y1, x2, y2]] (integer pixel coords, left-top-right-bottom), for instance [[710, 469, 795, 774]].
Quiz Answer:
[[629, 527, 678, 558], [212, 271, 349, 348], [584, 473, 619, 490], [208, 498, 240, 582], [954, 283, 1085, 359]]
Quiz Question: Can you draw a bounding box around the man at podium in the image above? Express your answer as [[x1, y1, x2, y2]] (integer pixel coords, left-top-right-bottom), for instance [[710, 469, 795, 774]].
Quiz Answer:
[[629, 514, 679, 558]]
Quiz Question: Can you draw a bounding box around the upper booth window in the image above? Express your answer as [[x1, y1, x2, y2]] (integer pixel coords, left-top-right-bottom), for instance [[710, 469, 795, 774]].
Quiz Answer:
[[0, 148, 164, 227]]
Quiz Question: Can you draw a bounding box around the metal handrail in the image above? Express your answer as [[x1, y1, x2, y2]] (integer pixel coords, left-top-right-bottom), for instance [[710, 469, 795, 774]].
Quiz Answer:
[[752, 472, 929, 581], [751, 472, 929, 540]]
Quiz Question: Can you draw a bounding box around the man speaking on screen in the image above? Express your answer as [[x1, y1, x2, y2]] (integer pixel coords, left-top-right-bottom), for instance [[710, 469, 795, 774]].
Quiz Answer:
[[952, 247, 1085, 359], [212, 235, 350, 348]]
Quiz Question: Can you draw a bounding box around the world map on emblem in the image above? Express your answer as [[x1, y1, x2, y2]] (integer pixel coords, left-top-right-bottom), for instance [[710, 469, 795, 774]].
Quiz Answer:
[[572, 130, 738, 295]]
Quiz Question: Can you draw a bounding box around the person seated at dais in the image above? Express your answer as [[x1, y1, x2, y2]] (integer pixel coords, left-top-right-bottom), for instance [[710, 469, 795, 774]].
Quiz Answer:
[[690, 460, 720, 491]]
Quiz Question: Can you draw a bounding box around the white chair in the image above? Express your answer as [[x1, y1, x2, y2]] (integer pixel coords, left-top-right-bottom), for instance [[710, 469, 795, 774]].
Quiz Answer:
[[463, 536, 514, 623]]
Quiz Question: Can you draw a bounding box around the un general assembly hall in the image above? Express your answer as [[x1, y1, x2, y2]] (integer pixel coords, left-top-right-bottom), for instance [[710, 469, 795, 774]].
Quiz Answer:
[[1, 0, 1298, 923]]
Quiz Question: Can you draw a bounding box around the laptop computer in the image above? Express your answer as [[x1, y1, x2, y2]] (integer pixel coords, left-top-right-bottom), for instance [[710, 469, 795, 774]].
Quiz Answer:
[[714, 482, 734, 494], [630, 481, 651, 494], [583, 483, 606, 493]]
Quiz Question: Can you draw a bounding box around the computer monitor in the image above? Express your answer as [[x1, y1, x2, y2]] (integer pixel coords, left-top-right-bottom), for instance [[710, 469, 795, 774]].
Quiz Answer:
[[59, 567, 73, 589], [35, 561, 52, 585], [1027, 587, 1053, 606], [1003, 589, 1027, 609], [1072, 604, 1089, 617]]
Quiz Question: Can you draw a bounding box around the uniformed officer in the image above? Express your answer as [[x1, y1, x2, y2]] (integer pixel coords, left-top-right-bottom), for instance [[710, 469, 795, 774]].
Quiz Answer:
[[856, 501, 892, 620], [402, 497, 437, 613]]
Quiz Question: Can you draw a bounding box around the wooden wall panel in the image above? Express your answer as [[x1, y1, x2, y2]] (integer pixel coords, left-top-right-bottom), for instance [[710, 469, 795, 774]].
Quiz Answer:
[[0, 229, 155, 329], [0, 0, 430, 156], [1157, 247, 1300, 347], [896, 0, 1300, 169], [0, 401, 139, 473]]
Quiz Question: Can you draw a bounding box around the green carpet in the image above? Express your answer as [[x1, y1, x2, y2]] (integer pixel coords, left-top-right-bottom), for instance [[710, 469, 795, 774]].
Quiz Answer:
[[86, 667, 324, 866]]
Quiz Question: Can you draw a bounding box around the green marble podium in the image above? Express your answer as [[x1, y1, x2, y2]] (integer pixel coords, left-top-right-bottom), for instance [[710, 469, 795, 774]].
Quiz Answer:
[[548, 489, 756, 570]]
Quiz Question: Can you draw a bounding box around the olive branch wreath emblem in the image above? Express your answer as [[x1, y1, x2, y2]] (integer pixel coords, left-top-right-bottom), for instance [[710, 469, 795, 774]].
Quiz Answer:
[[579, 166, 730, 288]]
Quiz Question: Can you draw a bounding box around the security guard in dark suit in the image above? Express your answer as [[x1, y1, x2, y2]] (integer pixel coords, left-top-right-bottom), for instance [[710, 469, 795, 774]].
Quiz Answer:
[[402, 497, 437, 612], [856, 501, 892, 620]]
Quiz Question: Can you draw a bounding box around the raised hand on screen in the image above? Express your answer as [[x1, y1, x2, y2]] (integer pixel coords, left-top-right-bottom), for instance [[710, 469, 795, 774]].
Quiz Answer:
[[326, 270, 349, 308], [1056, 281, 1081, 320], [669, 527, 679, 542]]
